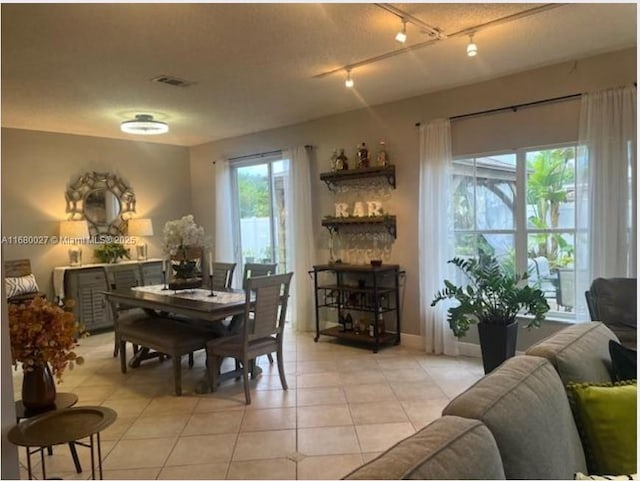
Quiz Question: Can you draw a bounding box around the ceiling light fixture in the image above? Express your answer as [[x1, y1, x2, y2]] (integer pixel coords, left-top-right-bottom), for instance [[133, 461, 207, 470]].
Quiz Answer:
[[120, 114, 169, 135], [345, 70, 354, 88], [467, 34, 478, 57], [395, 20, 407, 43]]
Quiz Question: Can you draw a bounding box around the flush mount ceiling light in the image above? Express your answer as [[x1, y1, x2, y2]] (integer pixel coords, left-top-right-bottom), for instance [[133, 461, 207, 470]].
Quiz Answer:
[[345, 70, 354, 88], [467, 34, 478, 57], [120, 114, 169, 135], [395, 19, 407, 43]]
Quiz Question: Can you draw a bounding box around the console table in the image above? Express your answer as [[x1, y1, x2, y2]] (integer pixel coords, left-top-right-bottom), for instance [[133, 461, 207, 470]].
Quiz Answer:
[[53, 259, 163, 332]]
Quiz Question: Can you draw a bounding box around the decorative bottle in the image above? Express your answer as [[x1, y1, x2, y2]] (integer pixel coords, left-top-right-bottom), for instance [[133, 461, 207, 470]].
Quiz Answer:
[[330, 149, 338, 171], [344, 313, 354, 331], [336, 149, 348, 171], [357, 142, 370, 168], [377, 141, 389, 167]]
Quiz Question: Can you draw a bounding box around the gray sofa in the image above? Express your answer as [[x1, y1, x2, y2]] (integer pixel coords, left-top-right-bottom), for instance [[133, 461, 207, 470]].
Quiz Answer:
[[346, 322, 619, 479]]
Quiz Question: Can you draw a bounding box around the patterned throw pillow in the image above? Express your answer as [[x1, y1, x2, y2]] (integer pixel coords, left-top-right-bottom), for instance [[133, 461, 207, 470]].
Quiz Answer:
[[567, 381, 637, 475], [5, 274, 39, 298], [575, 473, 637, 480]]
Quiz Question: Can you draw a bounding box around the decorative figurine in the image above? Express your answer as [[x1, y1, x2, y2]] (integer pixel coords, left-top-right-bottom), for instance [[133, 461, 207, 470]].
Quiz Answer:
[[377, 140, 389, 166]]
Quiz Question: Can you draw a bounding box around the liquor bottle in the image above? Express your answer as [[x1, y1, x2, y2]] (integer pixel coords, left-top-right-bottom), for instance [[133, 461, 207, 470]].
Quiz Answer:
[[357, 142, 370, 168], [344, 313, 354, 331], [330, 149, 338, 172], [336, 148, 348, 170], [377, 141, 389, 167], [338, 313, 346, 332], [377, 306, 386, 334]]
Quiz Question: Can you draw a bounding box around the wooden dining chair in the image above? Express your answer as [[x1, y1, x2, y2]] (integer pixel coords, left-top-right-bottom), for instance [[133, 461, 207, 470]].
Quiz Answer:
[[206, 272, 293, 404], [107, 264, 143, 357], [210, 262, 236, 289]]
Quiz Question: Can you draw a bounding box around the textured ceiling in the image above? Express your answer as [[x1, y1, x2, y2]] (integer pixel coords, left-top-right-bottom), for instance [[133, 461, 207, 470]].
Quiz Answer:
[[1, 3, 636, 147]]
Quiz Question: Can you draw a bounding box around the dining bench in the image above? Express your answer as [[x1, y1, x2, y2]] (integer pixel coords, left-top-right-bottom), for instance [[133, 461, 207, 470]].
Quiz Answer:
[[118, 313, 218, 395]]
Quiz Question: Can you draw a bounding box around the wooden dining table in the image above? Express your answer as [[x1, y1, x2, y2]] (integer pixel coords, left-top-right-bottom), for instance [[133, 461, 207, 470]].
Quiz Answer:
[[103, 285, 259, 392]]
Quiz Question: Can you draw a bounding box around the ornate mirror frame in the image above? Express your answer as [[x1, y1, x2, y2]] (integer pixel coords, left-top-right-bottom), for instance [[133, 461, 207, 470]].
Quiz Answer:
[[65, 171, 136, 236]]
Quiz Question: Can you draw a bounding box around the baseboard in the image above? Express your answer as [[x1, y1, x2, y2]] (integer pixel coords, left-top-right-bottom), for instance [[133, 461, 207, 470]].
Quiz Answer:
[[457, 341, 482, 358], [399, 333, 424, 351]]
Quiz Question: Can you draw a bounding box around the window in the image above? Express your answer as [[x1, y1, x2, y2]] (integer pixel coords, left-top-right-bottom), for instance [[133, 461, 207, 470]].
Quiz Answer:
[[230, 157, 290, 276], [452, 145, 577, 317]]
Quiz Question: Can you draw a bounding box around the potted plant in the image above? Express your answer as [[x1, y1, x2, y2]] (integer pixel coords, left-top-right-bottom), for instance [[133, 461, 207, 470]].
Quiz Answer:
[[94, 242, 130, 264], [8, 297, 87, 410], [431, 253, 549, 374]]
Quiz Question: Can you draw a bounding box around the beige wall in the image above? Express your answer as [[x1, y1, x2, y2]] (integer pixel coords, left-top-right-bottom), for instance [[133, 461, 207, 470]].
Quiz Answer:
[[190, 48, 636, 340], [1, 128, 192, 299]]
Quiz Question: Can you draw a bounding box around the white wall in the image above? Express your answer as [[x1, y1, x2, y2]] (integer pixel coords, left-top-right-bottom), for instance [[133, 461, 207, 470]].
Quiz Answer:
[[1, 128, 193, 299], [190, 48, 636, 341]]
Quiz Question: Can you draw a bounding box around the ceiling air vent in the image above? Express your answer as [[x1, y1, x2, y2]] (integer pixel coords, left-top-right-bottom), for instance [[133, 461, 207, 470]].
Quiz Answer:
[[151, 75, 195, 87]]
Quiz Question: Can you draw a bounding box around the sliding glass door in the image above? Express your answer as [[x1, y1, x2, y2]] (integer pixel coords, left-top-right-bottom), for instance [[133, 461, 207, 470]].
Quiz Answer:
[[230, 157, 290, 277]]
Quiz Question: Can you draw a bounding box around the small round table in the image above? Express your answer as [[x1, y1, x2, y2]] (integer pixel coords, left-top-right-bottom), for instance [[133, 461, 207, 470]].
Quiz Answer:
[[15, 392, 82, 473], [8, 406, 117, 480]]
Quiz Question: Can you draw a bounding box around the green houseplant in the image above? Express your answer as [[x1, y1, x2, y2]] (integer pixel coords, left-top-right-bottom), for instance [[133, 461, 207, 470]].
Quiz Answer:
[[94, 242, 130, 264], [431, 253, 550, 373]]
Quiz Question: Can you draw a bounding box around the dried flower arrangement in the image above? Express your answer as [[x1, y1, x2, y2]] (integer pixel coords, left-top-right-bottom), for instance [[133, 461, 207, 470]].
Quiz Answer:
[[9, 297, 87, 382]]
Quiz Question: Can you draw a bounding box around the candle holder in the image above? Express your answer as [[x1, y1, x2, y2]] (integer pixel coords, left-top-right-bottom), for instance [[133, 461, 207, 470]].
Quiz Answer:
[[161, 270, 168, 290], [208, 274, 216, 297]]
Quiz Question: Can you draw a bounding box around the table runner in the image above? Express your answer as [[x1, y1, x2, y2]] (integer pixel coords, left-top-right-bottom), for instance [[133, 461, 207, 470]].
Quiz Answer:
[[132, 285, 245, 304]]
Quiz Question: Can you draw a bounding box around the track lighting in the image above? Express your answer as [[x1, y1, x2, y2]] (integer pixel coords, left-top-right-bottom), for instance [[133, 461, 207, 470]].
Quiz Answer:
[[395, 20, 407, 44], [345, 70, 354, 88], [467, 34, 478, 57]]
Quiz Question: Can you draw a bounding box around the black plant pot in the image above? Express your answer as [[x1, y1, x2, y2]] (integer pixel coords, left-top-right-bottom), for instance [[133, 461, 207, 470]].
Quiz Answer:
[[477, 321, 519, 374]]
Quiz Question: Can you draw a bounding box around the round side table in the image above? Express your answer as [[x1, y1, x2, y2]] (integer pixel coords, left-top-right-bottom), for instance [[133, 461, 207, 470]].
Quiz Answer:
[[8, 406, 117, 480], [15, 392, 82, 473]]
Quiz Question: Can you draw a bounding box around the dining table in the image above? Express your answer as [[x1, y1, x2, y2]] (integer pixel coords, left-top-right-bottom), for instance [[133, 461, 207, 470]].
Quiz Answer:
[[103, 285, 258, 393]]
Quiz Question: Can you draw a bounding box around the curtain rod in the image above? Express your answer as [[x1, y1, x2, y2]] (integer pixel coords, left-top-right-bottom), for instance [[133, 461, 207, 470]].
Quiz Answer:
[[414, 92, 582, 127], [227, 149, 282, 162]]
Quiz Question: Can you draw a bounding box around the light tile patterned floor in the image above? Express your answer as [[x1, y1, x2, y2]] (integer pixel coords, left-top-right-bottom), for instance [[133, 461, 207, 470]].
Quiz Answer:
[[13, 330, 483, 480]]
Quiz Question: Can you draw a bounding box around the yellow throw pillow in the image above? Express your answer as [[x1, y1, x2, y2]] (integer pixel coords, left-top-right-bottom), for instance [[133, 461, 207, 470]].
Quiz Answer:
[[567, 381, 637, 476]]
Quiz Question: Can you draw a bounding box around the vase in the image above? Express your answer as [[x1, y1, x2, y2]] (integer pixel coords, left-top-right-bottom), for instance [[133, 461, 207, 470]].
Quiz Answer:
[[22, 363, 56, 411]]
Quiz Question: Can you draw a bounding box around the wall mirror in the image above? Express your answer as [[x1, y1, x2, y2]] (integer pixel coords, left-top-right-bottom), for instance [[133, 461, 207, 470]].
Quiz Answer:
[[65, 172, 136, 236]]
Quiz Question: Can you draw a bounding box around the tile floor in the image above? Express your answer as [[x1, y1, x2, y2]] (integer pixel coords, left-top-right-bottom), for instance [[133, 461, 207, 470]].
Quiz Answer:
[[12, 330, 484, 480]]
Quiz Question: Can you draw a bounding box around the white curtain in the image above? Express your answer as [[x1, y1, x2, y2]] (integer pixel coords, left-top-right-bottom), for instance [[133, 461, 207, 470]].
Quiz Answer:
[[575, 85, 637, 320], [284, 146, 316, 332], [419, 119, 458, 355], [214, 159, 237, 265]]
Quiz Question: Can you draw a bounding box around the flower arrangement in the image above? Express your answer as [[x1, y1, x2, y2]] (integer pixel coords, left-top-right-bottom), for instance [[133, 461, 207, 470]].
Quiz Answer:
[[9, 297, 87, 382], [163, 214, 206, 256], [94, 242, 130, 264]]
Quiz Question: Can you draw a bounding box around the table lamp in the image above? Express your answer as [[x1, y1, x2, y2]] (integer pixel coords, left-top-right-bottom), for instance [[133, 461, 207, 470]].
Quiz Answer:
[[59, 220, 90, 266], [127, 218, 154, 260]]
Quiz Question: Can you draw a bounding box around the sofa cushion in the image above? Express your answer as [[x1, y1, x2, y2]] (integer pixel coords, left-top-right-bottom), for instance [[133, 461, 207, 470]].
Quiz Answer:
[[526, 322, 617, 384], [443, 356, 587, 479], [609, 341, 637, 382], [567, 381, 637, 475], [344, 416, 505, 480]]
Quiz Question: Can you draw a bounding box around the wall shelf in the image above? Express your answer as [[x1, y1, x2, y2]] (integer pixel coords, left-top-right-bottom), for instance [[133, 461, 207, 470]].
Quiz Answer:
[[321, 215, 396, 238], [320, 165, 396, 192]]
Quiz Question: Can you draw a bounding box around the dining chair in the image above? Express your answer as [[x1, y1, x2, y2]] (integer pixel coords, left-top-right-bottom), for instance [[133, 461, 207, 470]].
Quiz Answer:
[[107, 264, 143, 357], [206, 272, 293, 404], [210, 262, 236, 289], [233, 262, 278, 363]]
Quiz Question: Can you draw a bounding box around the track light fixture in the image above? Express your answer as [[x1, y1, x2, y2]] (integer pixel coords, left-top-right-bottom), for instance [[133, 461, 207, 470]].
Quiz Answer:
[[467, 34, 478, 57], [395, 20, 407, 43], [345, 69, 354, 88]]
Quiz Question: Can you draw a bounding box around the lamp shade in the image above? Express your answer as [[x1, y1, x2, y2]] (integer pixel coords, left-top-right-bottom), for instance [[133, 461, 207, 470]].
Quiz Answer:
[[59, 220, 90, 239], [128, 218, 154, 237]]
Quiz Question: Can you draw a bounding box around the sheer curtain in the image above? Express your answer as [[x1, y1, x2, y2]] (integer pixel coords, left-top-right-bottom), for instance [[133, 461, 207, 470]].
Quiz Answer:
[[284, 146, 316, 332], [214, 159, 237, 269], [419, 119, 458, 355], [575, 85, 637, 320]]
